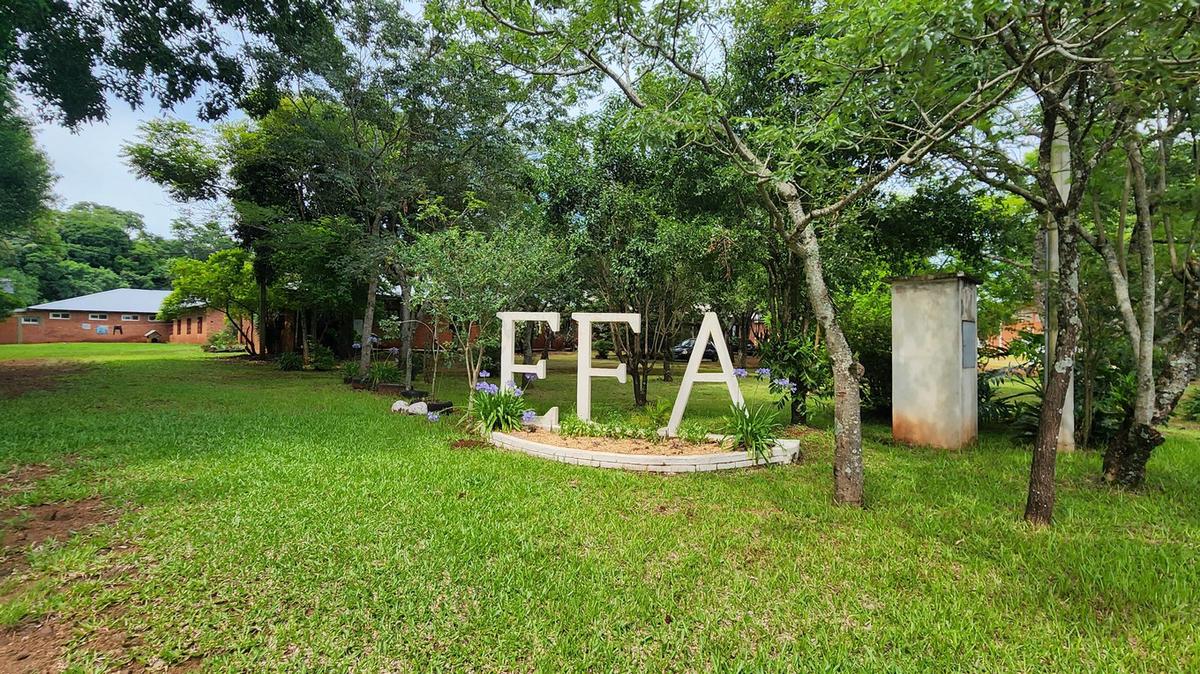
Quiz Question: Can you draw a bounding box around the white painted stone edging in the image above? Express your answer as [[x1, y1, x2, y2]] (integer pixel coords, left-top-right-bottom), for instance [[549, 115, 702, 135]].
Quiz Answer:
[[489, 431, 800, 474]]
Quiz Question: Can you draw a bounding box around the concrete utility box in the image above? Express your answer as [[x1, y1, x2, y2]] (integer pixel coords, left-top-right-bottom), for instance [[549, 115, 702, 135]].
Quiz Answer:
[[891, 273, 980, 449]]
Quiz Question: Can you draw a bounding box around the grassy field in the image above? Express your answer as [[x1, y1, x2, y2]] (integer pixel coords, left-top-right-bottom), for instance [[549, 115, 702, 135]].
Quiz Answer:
[[0, 343, 1197, 671]]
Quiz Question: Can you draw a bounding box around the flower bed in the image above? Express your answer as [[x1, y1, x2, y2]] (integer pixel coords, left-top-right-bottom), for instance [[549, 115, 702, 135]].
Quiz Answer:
[[489, 429, 799, 474]]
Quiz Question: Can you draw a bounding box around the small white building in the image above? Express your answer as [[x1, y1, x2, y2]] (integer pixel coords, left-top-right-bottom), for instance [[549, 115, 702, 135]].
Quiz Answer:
[[891, 273, 980, 449]]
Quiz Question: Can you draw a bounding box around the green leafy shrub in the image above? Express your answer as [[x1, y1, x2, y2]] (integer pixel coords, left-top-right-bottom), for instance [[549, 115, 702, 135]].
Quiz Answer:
[[630, 398, 673, 429], [203, 325, 244, 353], [677, 421, 710, 444], [593, 339, 614, 359], [368, 362, 403, 388], [471, 382, 528, 436], [721, 404, 781, 463], [559, 414, 661, 442], [1184, 392, 1200, 421], [756, 325, 830, 424], [341, 361, 361, 382], [276, 352, 303, 371], [308, 343, 336, 371]]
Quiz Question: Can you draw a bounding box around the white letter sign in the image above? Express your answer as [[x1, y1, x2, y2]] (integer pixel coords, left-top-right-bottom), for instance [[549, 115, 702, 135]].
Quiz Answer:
[[497, 311, 561, 428], [572, 312, 640, 422], [667, 312, 744, 436]]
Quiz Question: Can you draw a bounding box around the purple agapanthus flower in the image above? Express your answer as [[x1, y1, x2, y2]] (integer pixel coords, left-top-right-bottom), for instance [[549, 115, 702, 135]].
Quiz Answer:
[[474, 381, 499, 395], [510, 386, 524, 397], [733, 367, 747, 378], [521, 410, 537, 423], [426, 412, 440, 422], [524, 372, 536, 380], [478, 369, 491, 378], [388, 347, 400, 356], [369, 335, 381, 344], [755, 367, 771, 378], [352, 342, 362, 350], [772, 377, 798, 394]]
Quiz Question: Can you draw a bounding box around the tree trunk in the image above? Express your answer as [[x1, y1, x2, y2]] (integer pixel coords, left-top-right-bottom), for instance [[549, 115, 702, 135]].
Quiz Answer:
[[1025, 213, 1082, 525], [785, 204, 864, 507], [301, 310, 310, 364], [661, 344, 673, 382], [739, 313, 751, 369], [256, 280, 269, 358], [359, 272, 380, 373], [400, 280, 415, 389]]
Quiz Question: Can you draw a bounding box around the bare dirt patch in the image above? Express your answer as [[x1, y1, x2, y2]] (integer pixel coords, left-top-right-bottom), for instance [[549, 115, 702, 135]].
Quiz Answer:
[[0, 360, 85, 399], [451, 439, 491, 450], [0, 615, 70, 673], [1, 498, 118, 575], [508, 430, 729, 456], [0, 464, 56, 496], [0, 613, 202, 673]]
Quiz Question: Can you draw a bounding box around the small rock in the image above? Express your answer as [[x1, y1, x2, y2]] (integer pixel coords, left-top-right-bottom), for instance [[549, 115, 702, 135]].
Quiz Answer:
[[406, 401, 428, 415], [391, 400, 409, 413]]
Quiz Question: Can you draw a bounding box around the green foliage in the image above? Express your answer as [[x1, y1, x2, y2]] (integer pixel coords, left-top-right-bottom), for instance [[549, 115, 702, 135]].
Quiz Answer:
[[593, 339, 614, 359], [1184, 394, 1200, 422], [471, 387, 528, 437], [1, 0, 341, 126], [0, 82, 52, 235], [367, 362, 403, 388], [307, 343, 336, 371], [630, 398, 673, 429], [405, 226, 573, 384], [276, 351, 303, 371], [162, 249, 257, 322], [757, 326, 830, 423], [676, 421, 711, 445], [558, 414, 661, 443], [203, 325, 244, 353], [721, 404, 781, 463], [122, 120, 223, 201], [341, 360, 361, 382]]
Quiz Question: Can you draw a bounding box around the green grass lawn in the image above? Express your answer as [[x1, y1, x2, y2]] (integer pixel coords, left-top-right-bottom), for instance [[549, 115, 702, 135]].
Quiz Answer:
[[1, 343, 1197, 671]]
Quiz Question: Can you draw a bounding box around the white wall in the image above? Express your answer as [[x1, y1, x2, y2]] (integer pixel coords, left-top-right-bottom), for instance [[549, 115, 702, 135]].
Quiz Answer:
[[891, 276, 978, 449]]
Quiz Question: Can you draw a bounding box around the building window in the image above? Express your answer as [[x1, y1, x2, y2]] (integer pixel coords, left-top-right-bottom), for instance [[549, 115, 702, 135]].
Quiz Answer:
[[186, 317, 192, 334], [88, 313, 108, 320], [49, 312, 69, 320], [20, 316, 39, 325], [196, 316, 203, 334], [121, 314, 140, 321]]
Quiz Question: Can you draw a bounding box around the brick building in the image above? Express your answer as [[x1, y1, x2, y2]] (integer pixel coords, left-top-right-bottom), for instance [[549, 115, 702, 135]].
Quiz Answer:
[[987, 306, 1043, 350], [0, 288, 236, 346]]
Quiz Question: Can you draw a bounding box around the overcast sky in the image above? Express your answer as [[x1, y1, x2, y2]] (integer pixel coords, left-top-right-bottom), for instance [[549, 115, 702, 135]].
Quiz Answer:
[[26, 95, 231, 238]]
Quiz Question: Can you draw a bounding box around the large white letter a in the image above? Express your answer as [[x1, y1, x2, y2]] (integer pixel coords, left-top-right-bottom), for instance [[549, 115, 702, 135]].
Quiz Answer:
[[666, 312, 744, 436]]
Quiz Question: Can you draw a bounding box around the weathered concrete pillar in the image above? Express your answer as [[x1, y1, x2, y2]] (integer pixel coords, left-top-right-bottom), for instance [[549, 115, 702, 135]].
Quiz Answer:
[[891, 273, 980, 449]]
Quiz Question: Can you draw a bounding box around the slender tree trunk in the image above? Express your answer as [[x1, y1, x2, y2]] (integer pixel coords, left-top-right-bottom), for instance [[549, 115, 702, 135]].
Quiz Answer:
[[301, 310, 310, 364], [785, 206, 864, 506], [358, 214, 384, 373], [256, 281, 269, 358], [739, 313, 751, 369], [541, 325, 551, 361], [359, 273, 380, 373], [523, 321, 535, 364], [400, 279, 415, 390], [661, 344, 673, 382], [224, 306, 257, 356], [1025, 213, 1082, 525]]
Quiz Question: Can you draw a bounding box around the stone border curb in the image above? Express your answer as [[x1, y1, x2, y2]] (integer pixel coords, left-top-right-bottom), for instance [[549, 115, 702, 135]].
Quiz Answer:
[[489, 432, 799, 474]]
